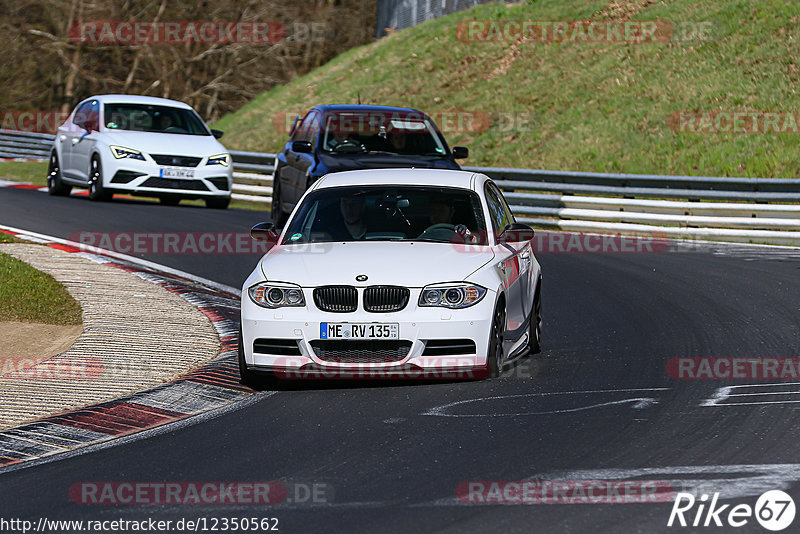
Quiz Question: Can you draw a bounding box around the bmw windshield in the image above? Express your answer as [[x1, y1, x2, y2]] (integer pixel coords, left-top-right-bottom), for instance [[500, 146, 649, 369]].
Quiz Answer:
[[320, 112, 447, 156], [282, 186, 487, 245]]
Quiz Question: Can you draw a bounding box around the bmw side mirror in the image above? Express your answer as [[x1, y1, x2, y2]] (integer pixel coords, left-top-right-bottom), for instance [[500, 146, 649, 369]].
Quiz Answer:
[[452, 146, 469, 159], [292, 140, 312, 153], [500, 222, 535, 244], [211, 129, 224, 139], [251, 222, 278, 241]]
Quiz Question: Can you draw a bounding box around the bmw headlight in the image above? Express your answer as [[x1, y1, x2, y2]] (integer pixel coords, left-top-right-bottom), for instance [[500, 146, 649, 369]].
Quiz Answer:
[[419, 283, 487, 309], [207, 153, 230, 167], [110, 145, 145, 160], [249, 282, 305, 308]]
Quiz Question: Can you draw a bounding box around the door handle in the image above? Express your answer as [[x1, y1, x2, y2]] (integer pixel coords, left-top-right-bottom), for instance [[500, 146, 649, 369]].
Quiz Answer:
[[71, 138, 79, 145]]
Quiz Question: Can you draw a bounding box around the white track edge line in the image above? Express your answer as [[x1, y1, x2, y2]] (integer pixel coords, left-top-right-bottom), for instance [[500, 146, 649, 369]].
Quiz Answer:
[[0, 223, 241, 296]]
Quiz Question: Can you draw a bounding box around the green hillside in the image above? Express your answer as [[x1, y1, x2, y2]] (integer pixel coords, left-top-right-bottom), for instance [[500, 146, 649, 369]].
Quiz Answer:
[[214, 0, 800, 178]]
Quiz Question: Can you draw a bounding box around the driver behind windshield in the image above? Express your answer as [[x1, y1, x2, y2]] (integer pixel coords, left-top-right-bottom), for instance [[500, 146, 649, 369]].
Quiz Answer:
[[428, 195, 455, 225], [387, 130, 408, 153], [330, 194, 368, 240], [419, 195, 477, 243], [157, 114, 174, 131], [326, 130, 350, 150]]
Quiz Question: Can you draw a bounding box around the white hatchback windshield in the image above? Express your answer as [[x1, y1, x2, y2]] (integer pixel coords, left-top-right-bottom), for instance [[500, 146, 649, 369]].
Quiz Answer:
[[104, 103, 211, 136]]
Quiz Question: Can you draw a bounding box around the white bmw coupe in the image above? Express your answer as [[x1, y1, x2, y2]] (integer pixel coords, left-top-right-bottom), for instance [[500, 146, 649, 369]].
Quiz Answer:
[[48, 94, 233, 208], [239, 168, 542, 382]]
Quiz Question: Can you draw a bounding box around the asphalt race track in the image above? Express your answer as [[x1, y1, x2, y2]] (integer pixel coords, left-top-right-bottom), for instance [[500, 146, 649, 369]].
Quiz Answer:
[[2, 187, 800, 533]]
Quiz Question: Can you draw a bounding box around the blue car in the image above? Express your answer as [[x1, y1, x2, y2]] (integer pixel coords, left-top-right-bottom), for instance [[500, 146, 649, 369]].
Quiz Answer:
[[271, 104, 468, 226]]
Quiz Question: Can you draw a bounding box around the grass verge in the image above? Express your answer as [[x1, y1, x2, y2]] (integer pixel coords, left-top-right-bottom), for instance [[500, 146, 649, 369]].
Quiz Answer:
[[0, 160, 48, 186], [0, 249, 83, 325]]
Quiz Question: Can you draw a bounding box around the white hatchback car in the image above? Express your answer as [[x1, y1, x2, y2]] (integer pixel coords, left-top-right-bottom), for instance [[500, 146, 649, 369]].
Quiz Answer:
[[239, 168, 542, 383], [48, 94, 233, 208]]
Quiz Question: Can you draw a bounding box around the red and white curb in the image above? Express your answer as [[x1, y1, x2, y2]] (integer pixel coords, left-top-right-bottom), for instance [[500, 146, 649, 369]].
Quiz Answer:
[[0, 226, 250, 472], [0, 179, 47, 192], [0, 179, 116, 197]]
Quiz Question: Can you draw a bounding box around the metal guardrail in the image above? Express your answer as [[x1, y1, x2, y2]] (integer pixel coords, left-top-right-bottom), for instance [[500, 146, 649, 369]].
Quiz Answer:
[[225, 154, 800, 245], [229, 150, 275, 205], [0, 130, 54, 159], [457, 166, 800, 245], [2, 131, 799, 245]]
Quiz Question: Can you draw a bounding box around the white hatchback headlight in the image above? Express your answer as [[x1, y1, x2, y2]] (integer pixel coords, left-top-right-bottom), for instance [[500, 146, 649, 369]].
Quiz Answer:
[[207, 153, 230, 166], [110, 145, 145, 160], [419, 283, 487, 309], [249, 282, 305, 308]]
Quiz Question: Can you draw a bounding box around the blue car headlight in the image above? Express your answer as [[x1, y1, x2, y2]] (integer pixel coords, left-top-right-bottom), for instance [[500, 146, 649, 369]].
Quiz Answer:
[[207, 153, 230, 167], [249, 282, 305, 309], [419, 283, 487, 309], [110, 145, 145, 160]]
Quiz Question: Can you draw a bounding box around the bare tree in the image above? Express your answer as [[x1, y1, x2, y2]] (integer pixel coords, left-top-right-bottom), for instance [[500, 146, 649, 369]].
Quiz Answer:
[[0, 0, 376, 121]]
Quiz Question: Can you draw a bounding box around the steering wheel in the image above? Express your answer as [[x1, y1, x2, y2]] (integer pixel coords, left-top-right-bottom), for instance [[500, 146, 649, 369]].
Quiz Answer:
[[418, 223, 457, 240], [423, 223, 456, 233], [332, 139, 365, 153]]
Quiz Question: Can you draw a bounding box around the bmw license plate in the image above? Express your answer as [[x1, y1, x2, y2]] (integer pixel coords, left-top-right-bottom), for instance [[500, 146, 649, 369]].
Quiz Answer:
[[320, 323, 399, 340], [160, 167, 195, 178]]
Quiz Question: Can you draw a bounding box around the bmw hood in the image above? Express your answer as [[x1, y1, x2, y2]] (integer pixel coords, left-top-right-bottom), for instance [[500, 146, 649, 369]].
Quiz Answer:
[[101, 131, 227, 157], [260, 241, 495, 288]]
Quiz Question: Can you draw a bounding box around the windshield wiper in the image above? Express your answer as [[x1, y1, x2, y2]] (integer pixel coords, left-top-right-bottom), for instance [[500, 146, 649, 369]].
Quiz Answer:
[[407, 238, 448, 243]]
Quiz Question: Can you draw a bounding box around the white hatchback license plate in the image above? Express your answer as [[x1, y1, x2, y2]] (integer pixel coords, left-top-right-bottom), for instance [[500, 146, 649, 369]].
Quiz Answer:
[[160, 167, 195, 178], [320, 323, 399, 340]]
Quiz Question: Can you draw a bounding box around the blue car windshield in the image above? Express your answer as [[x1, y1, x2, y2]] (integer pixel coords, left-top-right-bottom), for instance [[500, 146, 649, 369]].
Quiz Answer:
[[103, 104, 211, 135], [282, 186, 488, 245], [320, 112, 447, 156]]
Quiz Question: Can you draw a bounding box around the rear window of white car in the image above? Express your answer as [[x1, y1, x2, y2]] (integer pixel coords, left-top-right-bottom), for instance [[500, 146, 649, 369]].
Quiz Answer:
[[104, 103, 210, 136], [282, 186, 488, 245]]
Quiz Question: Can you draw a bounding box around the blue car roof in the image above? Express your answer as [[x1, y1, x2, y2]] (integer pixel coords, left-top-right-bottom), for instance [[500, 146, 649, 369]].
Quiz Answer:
[[313, 104, 429, 115]]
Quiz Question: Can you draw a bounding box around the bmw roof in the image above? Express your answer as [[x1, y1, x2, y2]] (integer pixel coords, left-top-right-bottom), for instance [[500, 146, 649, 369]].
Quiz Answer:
[[313, 168, 486, 190]]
